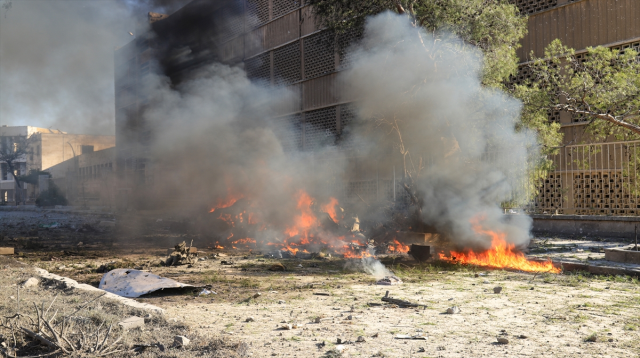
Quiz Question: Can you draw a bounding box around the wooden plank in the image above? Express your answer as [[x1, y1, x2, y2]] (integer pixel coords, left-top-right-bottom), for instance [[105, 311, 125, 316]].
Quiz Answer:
[[0, 247, 14, 255]]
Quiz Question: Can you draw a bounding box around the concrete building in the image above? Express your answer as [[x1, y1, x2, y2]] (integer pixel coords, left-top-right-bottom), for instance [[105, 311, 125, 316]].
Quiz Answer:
[[0, 125, 115, 204], [113, 0, 640, 215]]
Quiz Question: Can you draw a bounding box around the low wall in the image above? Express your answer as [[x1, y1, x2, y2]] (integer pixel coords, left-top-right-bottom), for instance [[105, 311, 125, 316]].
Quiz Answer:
[[532, 214, 640, 239]]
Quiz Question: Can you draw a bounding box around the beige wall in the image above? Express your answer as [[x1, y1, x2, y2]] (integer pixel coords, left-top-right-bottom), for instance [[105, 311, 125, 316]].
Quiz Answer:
[[40, 134, 114, 171]]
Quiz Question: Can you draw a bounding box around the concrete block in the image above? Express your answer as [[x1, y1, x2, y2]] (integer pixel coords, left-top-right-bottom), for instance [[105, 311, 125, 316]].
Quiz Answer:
[[118, 316, 144, 330], [604, 246, 640, 264], [0, 247, 14, 255]]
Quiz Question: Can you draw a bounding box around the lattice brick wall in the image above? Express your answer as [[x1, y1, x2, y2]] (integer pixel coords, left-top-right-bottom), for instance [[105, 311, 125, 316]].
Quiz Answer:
[[337, 26, 364, 70], [272, 113, 303, 152], [272, 0, 301, 19], [273, 41, 301, 87], [216, 7, 245, 41], [533, 173, 564, 213], [304, 31, 335, 80], [245, 52, 271, 84], [304, 106, 337, 150], [572, 172, 637, 215], [246, 0, 270, 28], [512, 0, 557, 15]]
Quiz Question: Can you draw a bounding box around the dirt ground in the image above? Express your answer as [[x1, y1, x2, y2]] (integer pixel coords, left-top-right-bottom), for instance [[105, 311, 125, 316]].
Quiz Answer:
[[2, 209, 640, 357]]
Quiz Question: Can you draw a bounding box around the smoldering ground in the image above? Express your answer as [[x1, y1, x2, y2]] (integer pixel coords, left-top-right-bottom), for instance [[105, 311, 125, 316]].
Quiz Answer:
[[136, 11, 538, 252]]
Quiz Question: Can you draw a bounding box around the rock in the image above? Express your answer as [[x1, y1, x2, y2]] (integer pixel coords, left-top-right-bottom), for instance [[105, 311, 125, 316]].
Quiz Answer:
[[174, 336, 190, 347], [282, 324, 293, 330], [517, 334, 528, 339], [144, 314, 153, 323], [347, 315, 353, 320], [356, 336, 366, 342], [483, 280, 490, 284], [446, 306, 461, 314], [314, 317, 322, 323], [497, 337, 509, 344], [278, 300, 286, 304], [608, 338, 614, 342], [493, 286, 503, 294], [118, 316, 144, 330], [246, 317, 255, 322], [585, 334, 597, 342], [336, 338, 342, 344], [22, 277, 39, 288]]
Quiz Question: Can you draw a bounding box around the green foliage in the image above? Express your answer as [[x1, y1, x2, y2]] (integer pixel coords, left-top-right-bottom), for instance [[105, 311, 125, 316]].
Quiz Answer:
[[35, 183, 68, 207], [308, 0, 527, 88], [514, 39, 640, 142], [17, 169, 50, 185]]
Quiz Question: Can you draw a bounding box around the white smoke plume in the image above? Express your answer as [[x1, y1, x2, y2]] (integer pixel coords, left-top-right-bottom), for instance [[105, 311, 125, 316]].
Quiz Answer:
[[340, 12, 538, 250]]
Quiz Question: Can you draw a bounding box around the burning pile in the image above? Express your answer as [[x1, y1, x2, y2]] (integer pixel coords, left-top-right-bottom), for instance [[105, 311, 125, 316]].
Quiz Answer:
[[438, 217, 560, 273], [207, 190, 408, 259]]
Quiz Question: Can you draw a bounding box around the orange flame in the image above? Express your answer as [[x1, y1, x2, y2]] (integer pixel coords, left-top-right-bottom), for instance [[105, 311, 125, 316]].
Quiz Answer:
[[439, 217, 560, 273], [285, 190, 317, 237], [322, 197, 340, 223], [388, 239, 409, 253]]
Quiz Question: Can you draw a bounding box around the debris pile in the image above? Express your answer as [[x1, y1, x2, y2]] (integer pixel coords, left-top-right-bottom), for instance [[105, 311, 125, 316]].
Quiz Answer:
[[165, 241, 198, 266]]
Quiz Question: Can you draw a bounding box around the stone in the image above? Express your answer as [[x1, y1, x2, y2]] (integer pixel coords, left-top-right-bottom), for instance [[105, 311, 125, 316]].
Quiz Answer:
[[446, 306, 461, 314], [246, 317, 255, 322], [493, 286, 503, 294], [483, 280, 490, 284], [118, 316, 144, 330], [278, 300, 286, 304], [356, 336, 366, 342], [174, 336, 190, 347], [144, 314, 153, 323], [22, 277, 39, 288], [497, 337, 509, 344]]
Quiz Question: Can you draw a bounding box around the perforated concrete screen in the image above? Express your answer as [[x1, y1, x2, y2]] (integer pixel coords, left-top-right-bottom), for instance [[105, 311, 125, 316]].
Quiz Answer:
[[304, 106, 337, 150], [273, 41, 301, 86], [304, 31, 335, 80], [337, 26, 364, 70], [272, 0, 301, 19], [246, 52, 271, 84], [272, 113, 303, 152], [246, 0, 269, 28]]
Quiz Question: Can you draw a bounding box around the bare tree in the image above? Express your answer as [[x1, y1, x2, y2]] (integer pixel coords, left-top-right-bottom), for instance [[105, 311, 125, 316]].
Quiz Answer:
[[0, 134, 34, 204]]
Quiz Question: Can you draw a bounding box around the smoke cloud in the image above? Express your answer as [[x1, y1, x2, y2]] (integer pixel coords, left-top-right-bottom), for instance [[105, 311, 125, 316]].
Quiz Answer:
[[341, 12, 537, 250], [139, 10, 537, 253]]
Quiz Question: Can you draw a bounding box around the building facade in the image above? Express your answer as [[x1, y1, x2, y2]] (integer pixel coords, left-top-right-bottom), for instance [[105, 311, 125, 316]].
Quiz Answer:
[[0, 125, 115, 204]]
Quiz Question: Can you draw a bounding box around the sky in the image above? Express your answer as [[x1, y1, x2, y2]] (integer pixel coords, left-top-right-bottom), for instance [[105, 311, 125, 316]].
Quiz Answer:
[[0, 0, 187, 135]]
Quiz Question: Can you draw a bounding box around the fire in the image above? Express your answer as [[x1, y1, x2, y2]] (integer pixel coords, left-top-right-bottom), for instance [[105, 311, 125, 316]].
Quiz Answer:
[[439, 217, 560, 273], [388, 239, 409, 253], [322, 197, 340, 223], [284, 190, 317, 237]]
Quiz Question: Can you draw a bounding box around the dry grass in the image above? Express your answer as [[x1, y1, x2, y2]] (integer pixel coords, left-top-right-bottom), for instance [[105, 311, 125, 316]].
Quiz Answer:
[[0, 256, 247, 357]]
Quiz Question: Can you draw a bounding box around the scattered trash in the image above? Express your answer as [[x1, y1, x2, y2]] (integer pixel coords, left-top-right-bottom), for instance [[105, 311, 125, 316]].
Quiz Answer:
[[395, 335, 427, 340], [220, 260, 235, 265], [99, 269, 195, 298], [446, 306, 461, 314], [165, 241, 198, 266], [493, 286, 503, 294], [376, 275, 403, 285], [199, 289, 216, 296], [381, 291, 425, 308]]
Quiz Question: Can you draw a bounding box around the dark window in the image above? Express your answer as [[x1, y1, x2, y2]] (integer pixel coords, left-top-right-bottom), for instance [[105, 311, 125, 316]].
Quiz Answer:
[[81, 145, 94, 154], [1, 163, 7, 180]]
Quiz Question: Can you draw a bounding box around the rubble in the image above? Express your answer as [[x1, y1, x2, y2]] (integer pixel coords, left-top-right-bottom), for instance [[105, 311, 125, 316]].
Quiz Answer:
[[496, 337, 509, 344], [395, 335, 427, 340], [381, 291, 425, 308], [118, 316, 145, 330], [165, 241, 198, 266], [376, 275, 403, 285], [21, 277, 39, 288], [173, 335, 190, 347], [493, 286, 503, 294], [446, 306, 461, 314]]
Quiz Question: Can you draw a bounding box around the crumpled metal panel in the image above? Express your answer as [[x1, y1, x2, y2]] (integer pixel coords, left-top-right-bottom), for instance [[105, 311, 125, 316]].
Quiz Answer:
[[99, 269, 193, 298]]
